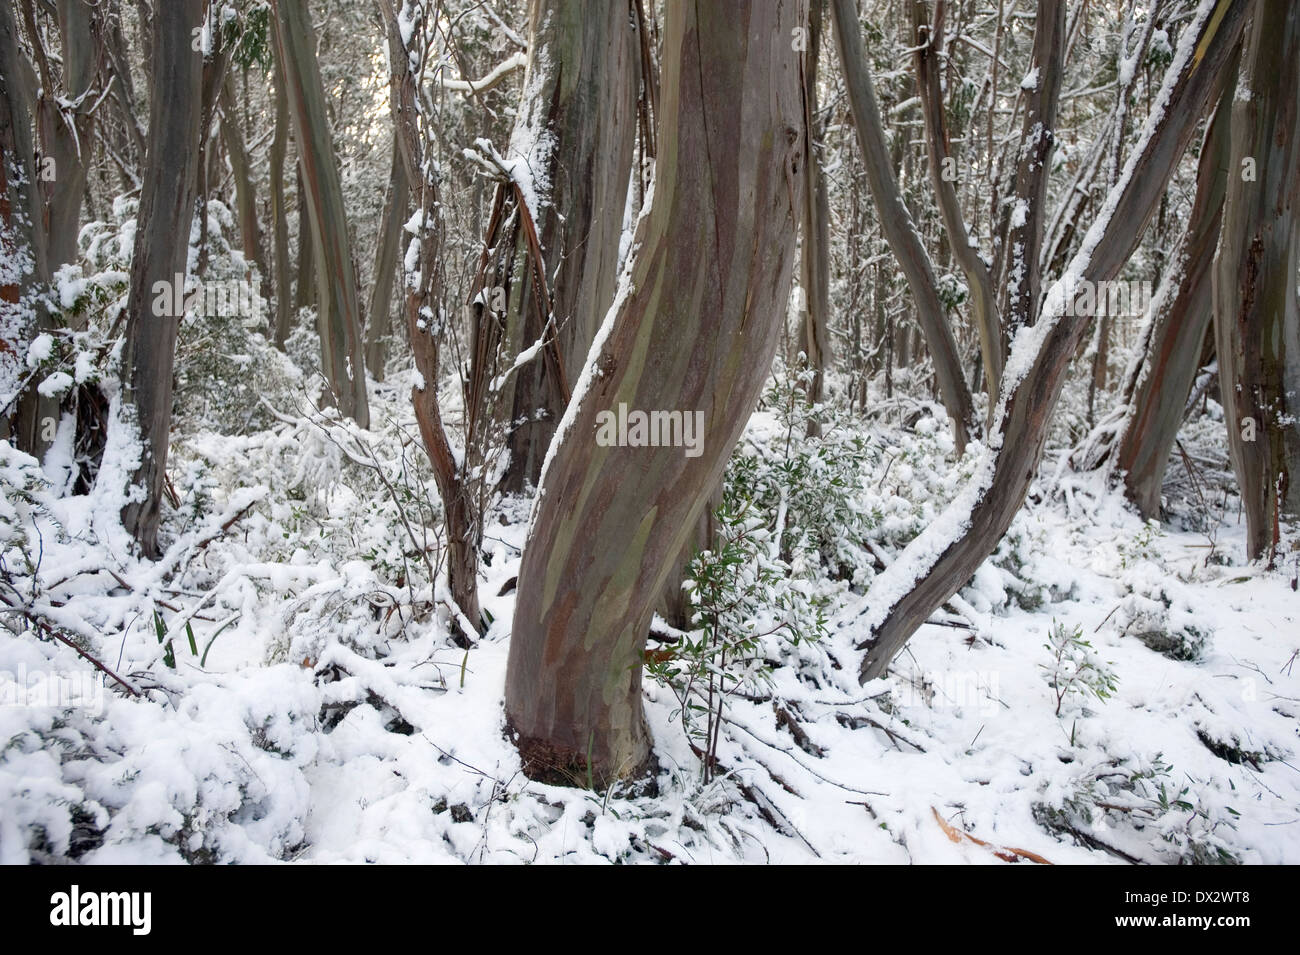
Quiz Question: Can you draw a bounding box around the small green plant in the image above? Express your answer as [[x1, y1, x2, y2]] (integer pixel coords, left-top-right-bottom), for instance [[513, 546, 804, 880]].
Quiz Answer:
[[645, 497, 827, 784], [1041, 619, 1118, 717], [1118, 519, 1163, 569]]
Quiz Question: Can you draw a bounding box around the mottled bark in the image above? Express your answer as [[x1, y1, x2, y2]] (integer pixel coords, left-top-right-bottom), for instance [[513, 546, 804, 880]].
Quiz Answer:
[[117, 0, 205, 557], [856, 0, 1247, 682], [1213, 0, 1300, 561], [506, 0, 805, 787], [271, 0, 369, 428], [831, 0, 975, 452], [500, 0, 639, 492], [1117, 73, 1233, 518]]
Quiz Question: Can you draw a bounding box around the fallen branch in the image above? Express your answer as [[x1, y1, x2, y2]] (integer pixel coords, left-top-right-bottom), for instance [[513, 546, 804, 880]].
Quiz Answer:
[[931, 807, 1052, 864]]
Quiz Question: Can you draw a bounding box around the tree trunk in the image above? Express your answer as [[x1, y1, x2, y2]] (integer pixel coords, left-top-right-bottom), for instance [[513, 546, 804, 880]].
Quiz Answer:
[[364, 132, 408, 381], [117, 0, 205, 557], [1213, 0, 1300, 562], [913, 0, 1002, 403], [499, 0, 639, 492], [271, 0, 369, 428], [999, 0, 1065, 337], [506, 0, 805, 788], [1116, 72, 1234, 517], [831, 0, 975, 452], [800, 0, 831, 414], [220, 71, 268, 302], [852, 0, 1247, 682], [269, 58, 293, 346]]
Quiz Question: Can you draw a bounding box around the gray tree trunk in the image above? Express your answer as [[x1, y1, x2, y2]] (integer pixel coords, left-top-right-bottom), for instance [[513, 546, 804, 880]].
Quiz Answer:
[[506, 0, 805, 787], [117, 0, 205, 557], [1213, 0, 1300, 562], [271, 0, 369, 428], [364, 133, 407, 381], [500, 0, 639, 492], [831, 0, 975, 452], [1117, 73, 1234, 518]]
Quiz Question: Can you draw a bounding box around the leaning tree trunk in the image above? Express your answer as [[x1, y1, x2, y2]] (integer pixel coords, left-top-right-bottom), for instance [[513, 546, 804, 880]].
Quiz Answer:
[[853, 0, 1248, 682], [831, 0, 975, 452], [271, 0, 369, 429], [506, 0, 806, 788], [1116, 71, 1234, 518], [914, 0, 1002, 404], [499, 0, 639, 492], [1213, 0, 1300, 562], [117, 0, 205, 557]]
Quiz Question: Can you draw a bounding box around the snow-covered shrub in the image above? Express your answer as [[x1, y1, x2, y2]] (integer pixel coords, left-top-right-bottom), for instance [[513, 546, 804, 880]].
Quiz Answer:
[[72, 197, 301, 435], [1112, 567, 1212, 661], [728, 361, 878, 583], [1034, 755, 1240, 865], [0, 662, 316, 864]]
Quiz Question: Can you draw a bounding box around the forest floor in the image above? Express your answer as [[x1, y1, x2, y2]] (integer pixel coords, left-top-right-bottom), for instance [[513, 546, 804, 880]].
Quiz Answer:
[[2, 367, 1297, 864]]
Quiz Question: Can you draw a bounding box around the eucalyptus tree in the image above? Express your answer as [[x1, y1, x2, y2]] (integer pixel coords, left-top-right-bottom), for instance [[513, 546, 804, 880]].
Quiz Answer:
[[505, 0, 806, 786]]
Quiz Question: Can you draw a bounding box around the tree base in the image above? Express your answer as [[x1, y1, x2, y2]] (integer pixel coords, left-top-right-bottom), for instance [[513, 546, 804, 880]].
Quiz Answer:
[[508, 722, 659, 795]]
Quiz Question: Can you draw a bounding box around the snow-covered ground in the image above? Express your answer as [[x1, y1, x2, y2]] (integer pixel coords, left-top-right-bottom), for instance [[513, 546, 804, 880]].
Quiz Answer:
[[2, 368, 1296, 865]]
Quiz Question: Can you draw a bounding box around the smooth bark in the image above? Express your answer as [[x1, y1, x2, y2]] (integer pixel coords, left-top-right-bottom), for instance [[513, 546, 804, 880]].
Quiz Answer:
[[506, 0, 805, 787], [1213, 0, 1300, 561], [117, 0, 205, 557], [831, 0, 975, 452], [271, 0, 369, 428]]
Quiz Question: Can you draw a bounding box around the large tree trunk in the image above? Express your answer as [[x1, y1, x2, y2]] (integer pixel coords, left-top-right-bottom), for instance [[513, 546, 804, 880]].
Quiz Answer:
[[1213, 0, 1300, 562], [852, 0, 1248, 682], [505, 0, 805, 788], [499, 0, 639, 492], [117, 0, 205, 557], [1116, 72, 1234, 518], [831, 0, 975, 452], [271, 0, 369, 429]]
